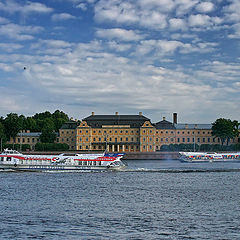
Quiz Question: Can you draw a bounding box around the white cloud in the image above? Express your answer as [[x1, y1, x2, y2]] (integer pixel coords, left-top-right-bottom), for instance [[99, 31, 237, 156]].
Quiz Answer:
[[188, 14, 211, 27], [0, 43, 23, 52], [96, 28, 143, 41], [169, 18, 187, 30], [52, 13, 77, 21], [0, 0, 53, 14], [107, 41, 132, 52], [76, 3, 87, 10], [196, 2, 214, 13], [0, 16, 9, 24], [0, 23, 43, 41], [175, 0, 199, 16]]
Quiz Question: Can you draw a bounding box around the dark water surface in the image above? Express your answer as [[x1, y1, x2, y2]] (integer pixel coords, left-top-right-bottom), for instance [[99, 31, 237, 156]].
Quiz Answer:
[[1, 160, 240, 239]]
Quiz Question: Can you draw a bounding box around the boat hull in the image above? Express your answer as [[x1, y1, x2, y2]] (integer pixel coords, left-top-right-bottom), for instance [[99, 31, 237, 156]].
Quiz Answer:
[[0, 164, 125, 172]]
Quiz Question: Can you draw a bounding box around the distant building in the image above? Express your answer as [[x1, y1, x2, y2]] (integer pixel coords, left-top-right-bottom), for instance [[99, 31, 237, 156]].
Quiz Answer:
[[8, 130, 41, 150], [7, 112, 240, 152], [57, 120, 79, 150]]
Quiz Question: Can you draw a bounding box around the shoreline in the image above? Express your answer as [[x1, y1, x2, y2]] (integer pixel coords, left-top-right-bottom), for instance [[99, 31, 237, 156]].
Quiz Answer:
[[22, 151, 179, 160]]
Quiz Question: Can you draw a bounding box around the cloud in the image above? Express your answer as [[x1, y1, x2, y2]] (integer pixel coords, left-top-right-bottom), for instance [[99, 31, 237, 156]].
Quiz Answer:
[[0, 23, 43, 41], [0, 0, 53, 14], [196, 2, 215, 13], [95, 28, 144, 41], [169, 18, 187, 30], [0, 43, 23, 52], [52, 13, 77, 21], [0, 16, 9, 24]]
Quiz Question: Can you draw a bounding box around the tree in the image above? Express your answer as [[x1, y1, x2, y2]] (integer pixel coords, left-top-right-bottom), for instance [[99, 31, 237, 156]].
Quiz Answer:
[[3, 113, 21, 141], [211, 118, 239, 146], [40, 118, 56, 143]]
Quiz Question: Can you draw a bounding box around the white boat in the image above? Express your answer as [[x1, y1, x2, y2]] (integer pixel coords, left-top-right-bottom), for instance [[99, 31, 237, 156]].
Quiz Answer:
[[0, 149, 126, 171], [179, 151, 240, 162]]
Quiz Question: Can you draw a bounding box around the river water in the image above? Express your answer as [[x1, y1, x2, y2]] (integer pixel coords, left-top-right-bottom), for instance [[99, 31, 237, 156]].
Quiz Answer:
[[1, 159, 240, 239]]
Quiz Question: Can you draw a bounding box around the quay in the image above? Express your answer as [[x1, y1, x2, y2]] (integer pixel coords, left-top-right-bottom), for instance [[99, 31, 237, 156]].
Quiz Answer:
[[22, 151, 179, 160]]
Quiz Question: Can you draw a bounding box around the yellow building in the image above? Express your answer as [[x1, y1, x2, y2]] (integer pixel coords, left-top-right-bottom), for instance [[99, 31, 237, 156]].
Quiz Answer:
[[7, 113, 240, 152], [57, 120, 78, 150], [76, 112, 149, 152], [8, 130, 41, 150]]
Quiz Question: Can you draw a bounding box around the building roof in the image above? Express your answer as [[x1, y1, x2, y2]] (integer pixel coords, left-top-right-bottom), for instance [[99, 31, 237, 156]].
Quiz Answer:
[[82, 114, 150, 128], [154, 120, 176, 129], [174, 123, 212, 130], [17, 132, 42, 137], [60, 121, 78, 129]]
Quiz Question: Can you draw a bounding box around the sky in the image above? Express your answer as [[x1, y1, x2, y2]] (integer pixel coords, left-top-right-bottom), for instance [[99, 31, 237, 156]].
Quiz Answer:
[[0, 0, 240, 124]]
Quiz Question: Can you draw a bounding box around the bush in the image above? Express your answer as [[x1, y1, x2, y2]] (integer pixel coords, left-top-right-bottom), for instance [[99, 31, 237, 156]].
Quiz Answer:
[[2, 144, 31, 151]]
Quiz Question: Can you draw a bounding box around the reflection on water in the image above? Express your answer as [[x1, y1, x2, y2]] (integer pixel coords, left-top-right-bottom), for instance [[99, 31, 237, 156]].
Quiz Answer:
[[1, 159, 240, 239]]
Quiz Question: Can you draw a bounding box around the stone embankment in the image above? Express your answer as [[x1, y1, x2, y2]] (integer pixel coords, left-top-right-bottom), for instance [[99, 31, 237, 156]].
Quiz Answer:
[[23, 151, 179, 160]]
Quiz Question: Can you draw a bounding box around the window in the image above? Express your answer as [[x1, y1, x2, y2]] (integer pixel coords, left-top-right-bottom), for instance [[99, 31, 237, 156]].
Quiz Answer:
[[187, 138, 190, 142], [32, 138, 35, 143], [177, 138, 180, 142], [115, 130, 117, 133], [131, 137, 134, 142], [208, 138, 210, 143], [166, 131, 168, 134], [115, 138, 117, 142], [203, 138, 205, 143], [156, 138, 158, 142], [182, 138, 185, 142], [197, 138, 200, 143], [166, 138, 168, 142], [93, 138, 96, 142], [126, 137, 128, 141], [86, 137, 88, 141], [120, 137, 122, 142], [99, 137, 101, 141], [86, 145, 89, 149]]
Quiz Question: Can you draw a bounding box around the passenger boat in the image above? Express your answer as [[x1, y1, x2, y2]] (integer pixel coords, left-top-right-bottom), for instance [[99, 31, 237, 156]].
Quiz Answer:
[[179, 152, 240, 162], [0, 149, 126, 171]]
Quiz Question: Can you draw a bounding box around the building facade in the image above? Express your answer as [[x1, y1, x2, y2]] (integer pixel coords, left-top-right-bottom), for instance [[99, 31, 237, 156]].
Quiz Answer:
[[7, 112, 240, 152]]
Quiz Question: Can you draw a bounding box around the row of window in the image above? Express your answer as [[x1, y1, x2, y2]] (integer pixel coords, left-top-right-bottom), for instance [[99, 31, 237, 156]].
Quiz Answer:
[[61, 131, 75, 135], [78, 130, 139, 134], [16, 138, 39, 144], [79, 137, 139, 142], [79, 145, 139, 151]]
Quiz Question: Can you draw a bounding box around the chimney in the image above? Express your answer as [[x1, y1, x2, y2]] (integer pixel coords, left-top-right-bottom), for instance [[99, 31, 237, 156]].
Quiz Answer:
[[173, 113, 177, 124], [163, 117, 166, 121], [115, 112, 118, 115], [92, 112, 95, 116], [139, 112, 142, 116]]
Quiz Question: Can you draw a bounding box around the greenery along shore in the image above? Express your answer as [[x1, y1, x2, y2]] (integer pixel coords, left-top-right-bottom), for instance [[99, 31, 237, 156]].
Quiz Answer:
[[0, 110, 239, 152], [0, 110, 73, 150]]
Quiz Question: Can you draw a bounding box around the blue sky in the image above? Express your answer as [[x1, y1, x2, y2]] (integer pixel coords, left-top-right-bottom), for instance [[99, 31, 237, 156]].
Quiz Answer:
[[0, 0, 240, 124]]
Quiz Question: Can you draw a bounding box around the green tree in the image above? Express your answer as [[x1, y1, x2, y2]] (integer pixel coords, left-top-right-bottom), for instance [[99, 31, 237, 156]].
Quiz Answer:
[[3, 113, 21, 141], [40, 118, 56, 143], [211, 118, 239, 146]]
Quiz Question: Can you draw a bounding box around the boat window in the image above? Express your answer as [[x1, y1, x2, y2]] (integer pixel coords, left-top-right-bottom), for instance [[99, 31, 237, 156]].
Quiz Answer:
[[99, 161, 101, 166], [7, 157, 11, 161], [93, 161, 96, 166], [83, 161, 87, 166]]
